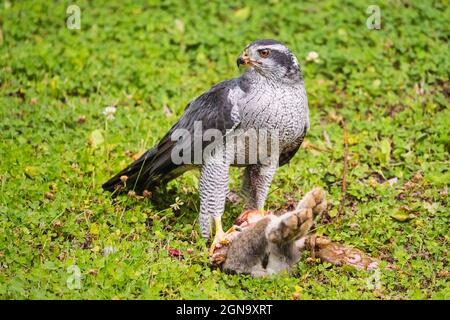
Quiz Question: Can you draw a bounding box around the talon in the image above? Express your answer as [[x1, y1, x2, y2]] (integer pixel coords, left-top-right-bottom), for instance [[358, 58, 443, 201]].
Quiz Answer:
[[208, 217, 226, 256], [225, 226, 237, 234]]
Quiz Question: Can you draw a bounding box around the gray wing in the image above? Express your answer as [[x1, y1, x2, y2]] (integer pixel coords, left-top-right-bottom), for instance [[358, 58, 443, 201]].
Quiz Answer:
[[145, 79, 244, 179], [175, 79, 242, 135], [279, 136, 304, 166], [157, 78, 243, 164], [103, 78, 244, 193]]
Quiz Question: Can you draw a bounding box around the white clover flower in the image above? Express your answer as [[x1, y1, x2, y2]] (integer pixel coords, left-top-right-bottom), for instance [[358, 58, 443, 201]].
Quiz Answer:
[[306, 51, 319, 62], [103, 106, 117, 120]]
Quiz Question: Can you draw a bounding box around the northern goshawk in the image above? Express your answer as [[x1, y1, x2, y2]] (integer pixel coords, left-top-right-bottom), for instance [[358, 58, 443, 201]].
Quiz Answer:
[[103, 39, 309, 253]]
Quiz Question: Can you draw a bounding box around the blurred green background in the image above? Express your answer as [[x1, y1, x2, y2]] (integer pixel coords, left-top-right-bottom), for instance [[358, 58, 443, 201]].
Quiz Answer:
[[0, 0, 448, 299]]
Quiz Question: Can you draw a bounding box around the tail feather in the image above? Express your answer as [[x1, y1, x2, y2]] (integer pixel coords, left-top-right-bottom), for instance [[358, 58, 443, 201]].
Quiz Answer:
[[102, 138, 185, 194], [102, 147, 155, 193], [103, 125, 200, 194]]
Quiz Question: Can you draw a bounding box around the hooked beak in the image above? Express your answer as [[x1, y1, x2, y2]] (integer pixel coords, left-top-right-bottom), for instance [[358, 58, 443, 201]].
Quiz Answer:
[[236, 56, 245, 67], [237, 50, 251, 68]]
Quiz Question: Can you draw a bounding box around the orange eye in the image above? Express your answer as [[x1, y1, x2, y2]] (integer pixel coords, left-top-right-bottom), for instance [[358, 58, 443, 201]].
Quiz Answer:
[[258, 49, 270, 58]]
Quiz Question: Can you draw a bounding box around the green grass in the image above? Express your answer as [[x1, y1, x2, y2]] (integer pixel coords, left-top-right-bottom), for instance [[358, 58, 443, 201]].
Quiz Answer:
[[0, 0, 448, 299]]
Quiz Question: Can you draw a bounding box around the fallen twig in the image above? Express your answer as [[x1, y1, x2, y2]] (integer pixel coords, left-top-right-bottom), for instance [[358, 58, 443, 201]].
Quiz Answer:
[[323, 130, 332, 149], [337, 120, 348, 218]]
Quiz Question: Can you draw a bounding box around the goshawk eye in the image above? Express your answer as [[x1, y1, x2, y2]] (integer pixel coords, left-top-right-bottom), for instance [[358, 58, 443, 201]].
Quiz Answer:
[[258, 49, 270, 58]]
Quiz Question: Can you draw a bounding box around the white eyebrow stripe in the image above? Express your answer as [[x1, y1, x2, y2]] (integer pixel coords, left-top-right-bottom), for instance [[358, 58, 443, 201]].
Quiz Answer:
[[255, 44, 288, 52]]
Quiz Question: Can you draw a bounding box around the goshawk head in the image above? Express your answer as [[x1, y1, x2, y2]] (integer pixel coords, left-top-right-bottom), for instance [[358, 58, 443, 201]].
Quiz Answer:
[[237, 39, 301, 81]]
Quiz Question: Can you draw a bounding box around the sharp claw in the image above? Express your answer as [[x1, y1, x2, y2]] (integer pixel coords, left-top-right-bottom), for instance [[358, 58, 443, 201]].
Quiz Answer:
[[225, 226, 237, 234], [208, 217, 226, 256], [209, 233, 226, 256]]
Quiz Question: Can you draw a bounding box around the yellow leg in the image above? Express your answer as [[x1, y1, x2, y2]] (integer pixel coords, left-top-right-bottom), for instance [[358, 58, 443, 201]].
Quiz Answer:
[[208, 217, 226, 256]]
